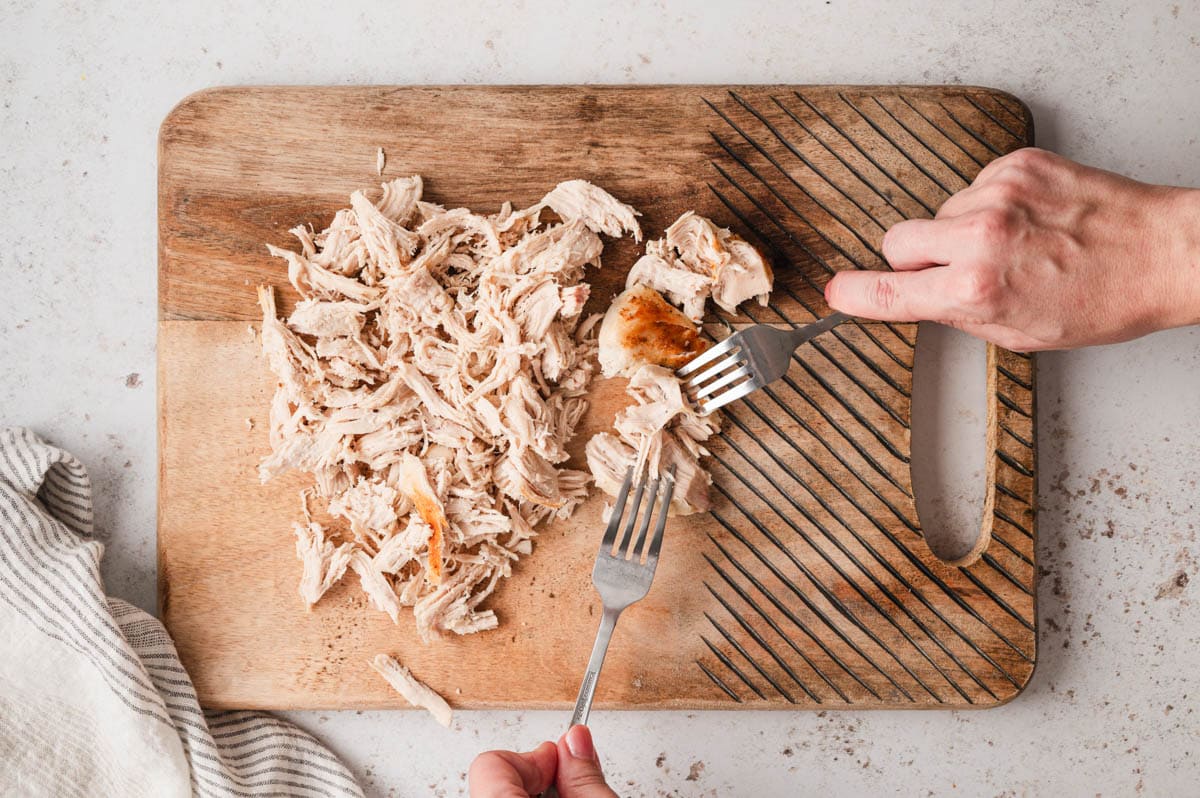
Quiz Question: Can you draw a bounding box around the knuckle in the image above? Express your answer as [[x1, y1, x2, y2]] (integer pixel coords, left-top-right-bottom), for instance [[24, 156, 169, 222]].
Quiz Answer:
[[971, 209, 1015, 246], [1001, 147, 1044, 170], [870, 274, 900, 311], [985, 178, 1022, 206], [561, 772, 611, 791], [956, 269, 1001, 311], [881, 224, 906, 257]]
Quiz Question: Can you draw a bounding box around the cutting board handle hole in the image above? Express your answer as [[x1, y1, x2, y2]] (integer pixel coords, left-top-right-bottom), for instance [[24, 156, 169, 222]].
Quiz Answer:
[[911, 322, 990, 565]]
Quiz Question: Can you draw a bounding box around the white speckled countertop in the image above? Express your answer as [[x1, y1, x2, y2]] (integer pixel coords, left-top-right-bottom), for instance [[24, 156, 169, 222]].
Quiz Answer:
[[4, 1, 1199, 795]]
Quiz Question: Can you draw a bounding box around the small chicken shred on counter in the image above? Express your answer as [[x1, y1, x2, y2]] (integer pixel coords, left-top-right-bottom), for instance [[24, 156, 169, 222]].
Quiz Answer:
[[369, 654, 453, 727]]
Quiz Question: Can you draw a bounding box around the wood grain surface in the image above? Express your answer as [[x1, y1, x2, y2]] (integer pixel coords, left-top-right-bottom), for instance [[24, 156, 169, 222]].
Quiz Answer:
[[158, 85, 1037, 710]]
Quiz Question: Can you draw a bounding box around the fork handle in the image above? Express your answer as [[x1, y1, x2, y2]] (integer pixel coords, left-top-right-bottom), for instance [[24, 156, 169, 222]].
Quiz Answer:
[[541, 608, 621, 798], [569, 606, 620, 728], [788, 311, 850, 348]]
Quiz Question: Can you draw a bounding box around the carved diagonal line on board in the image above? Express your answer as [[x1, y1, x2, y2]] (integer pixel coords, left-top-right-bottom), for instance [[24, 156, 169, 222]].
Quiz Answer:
[[706, 555, 852, 702], [712, 446, 992, 702], [705, 612, 797, 702], [696, 660, 742, 702], [769, 95, 911, 220], [703, 317, 917, 530], [789, 92, 937, 216], [701, 634, 766, 700], [711, 94, 888, 259], [998, 393, 1033, 418], [707, 160, 917, 352], [963, 94, 1025, 142], [871, 96, 976, 183], [697, 318, 912, 500], [998, 450, 1035, 478], [737, 302, 911, 429], [988, 527, 1034, 566], [706, 319, 910, 477], [1000, 423, 1035, 450], [992, 95, 1028, 123], [994, 507, 1035, 540], [707, 511, 920, 701], [837, 92, 957, 198], [996, 481, 1033, 509], [705, 537, 876, 701], [759, 377, 913, 509], [896, 95, 988, 169], [710, 130, 881, 269], [729, 92, 898, 232], [996, 363, 1034, 392], [767, 302, 912, 399], [709, 502, 944, 703], [938, 102, 1005, 157], [720, 402, 1031, 675], [705, 582, 822, 703]]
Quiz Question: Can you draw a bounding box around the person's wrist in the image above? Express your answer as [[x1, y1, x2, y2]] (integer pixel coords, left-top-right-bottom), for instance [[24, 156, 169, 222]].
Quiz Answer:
[[1149, 186, 1200, 331]]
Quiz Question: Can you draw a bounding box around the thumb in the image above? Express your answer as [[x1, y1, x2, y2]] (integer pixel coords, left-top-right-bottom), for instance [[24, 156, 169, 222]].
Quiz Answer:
[[468, 742, 557, 797], [555, 726, 618, 798], [824, 267, 955, 322]]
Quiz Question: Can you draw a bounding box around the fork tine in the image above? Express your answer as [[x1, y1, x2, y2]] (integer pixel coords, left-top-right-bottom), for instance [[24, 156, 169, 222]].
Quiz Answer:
[[692, 364, 752, 401], [647, 466, 676, 560], [676, 333, 740, 379], [599, 467, 634, 551], [683, 350, 746, 393], [697, 376, 762, 415], [614, 471, 648, 555], [628, 477, 661, 559]]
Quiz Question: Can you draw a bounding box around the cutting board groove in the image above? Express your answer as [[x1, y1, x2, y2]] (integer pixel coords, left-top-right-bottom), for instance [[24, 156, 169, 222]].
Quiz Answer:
[[158, 85, 1036, 710]]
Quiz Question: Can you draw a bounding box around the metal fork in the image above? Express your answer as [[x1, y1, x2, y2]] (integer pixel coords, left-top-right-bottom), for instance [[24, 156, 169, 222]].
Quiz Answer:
[[542, 466, 674, 797], [677, 312, 850, 415], [568, 465, 674, 726]]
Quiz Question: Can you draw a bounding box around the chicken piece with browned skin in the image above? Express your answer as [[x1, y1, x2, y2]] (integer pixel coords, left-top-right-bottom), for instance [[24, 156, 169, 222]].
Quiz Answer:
[[597, 284, 710, 378]]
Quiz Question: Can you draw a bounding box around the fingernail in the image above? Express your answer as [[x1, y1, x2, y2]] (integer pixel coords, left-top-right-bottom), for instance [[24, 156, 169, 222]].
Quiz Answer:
[[565, 724, 596, 761]]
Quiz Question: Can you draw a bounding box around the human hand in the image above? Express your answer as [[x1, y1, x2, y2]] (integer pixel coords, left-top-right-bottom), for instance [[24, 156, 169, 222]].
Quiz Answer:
[[468, 725, 617, 798], [824, 147, 1200, 351]]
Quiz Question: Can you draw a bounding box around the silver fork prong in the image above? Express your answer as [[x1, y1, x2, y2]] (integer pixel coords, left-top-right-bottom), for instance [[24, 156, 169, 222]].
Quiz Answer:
[[647, 467, 676, 560], [599, 468, 635, 551], [629, 476, 661, 560], [692, 364, 752, 401], [697, 376, 763, 415], [614, 471, 648, 555], [676, 334, 740, 379], [683, 351, 745, 393]]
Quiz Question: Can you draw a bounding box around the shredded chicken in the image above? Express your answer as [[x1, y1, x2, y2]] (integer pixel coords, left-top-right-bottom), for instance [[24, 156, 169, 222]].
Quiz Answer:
[[629, 211, 773, 321], [294, 521, 355, 607], [589, 212, 774, 515], [586, 365, 720, 515], [259, 176, 640, 639], [369, 654, 453, 727], [541, 179, 643, 242]]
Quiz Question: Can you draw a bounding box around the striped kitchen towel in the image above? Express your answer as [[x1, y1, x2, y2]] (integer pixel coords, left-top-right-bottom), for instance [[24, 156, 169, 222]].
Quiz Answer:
[[0, 427, 362, 797]]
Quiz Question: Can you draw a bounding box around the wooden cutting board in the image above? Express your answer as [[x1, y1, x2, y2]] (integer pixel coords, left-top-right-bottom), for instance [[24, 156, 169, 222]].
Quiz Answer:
[[158, 85, 1037, 711]]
